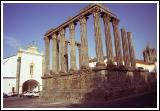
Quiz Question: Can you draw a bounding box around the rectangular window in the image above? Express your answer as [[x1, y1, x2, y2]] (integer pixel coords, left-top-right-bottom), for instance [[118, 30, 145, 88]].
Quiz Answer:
[[30, 65, 33, 75]]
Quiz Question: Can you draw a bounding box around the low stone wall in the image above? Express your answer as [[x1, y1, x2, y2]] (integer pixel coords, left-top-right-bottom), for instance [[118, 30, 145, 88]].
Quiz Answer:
[[40, 65, 157, 103]]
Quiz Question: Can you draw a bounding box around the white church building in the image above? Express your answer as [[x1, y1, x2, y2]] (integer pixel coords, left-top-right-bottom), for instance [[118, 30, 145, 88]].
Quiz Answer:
[[3, 42, 44, 94]]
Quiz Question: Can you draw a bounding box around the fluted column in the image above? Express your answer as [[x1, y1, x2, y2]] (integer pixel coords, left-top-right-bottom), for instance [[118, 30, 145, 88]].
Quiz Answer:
[[77, 44, 82, 68], [112, 18, 123, 66], [69, 22, 77, 70], [52, 33, 57, 73], [44, 36, 50, 74], [64, 41, 68, 72], [59, 29, 66, 72], [93, 7, 104, 65], [42, 57, 46, 90], [102, 14, 113, 64], [79, 16, 89, 67], [42, 56, 45, 75], [127, 32, 136, 67], [121, 28, 130, 66], [56, 41, 59, 71]]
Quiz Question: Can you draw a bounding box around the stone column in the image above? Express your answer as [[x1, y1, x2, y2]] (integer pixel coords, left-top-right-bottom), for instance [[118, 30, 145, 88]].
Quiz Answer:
[[127, 32, 136, 67], [16, 57, 21, 95], [59, 28, 66, 73], [44, 36, 50, 74], [92, 7, 104, 66], [112, 18, 123, 66], [102, 14, 113, 64], [64, 41, 68, 72], [121, 28, 130, 67], [42, 56, 45, 75], [56, 40, 59, 71], [69, 22, 77, 70], [51, 33, 57, 73], [79, 16, 89, 67], [77, 44, 82, 68], [42, 57, 46, 90]]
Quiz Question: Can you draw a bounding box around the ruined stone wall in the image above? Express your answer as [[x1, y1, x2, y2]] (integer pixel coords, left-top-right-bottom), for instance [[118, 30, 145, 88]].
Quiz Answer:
[[40, 66, 157, 103]]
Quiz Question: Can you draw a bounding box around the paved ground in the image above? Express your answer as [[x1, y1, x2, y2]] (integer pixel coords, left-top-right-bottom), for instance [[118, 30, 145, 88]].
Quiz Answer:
[[3, 91, 157, 108]]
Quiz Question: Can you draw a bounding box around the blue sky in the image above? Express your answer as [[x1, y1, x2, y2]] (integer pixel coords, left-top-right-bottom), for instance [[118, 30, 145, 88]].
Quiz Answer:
[[3, 3, 157, 63]]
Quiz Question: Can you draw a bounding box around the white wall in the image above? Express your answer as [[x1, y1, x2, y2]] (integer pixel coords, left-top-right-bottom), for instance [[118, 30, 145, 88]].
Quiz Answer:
[[3, 56, 17, 77], [3, 51, 43, 94], [3, 56, 17, 93], [19, 52, 43, 93], [3, 78, 16, 93], [136, 63, 156, 72]]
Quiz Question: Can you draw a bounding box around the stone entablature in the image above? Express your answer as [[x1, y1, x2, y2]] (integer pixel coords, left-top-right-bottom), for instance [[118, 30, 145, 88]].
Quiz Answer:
[[45, 3, 117, 37]]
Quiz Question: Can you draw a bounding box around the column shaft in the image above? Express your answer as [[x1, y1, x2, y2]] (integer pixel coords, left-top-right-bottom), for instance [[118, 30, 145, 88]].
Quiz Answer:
[[121, 28, 130, 66], [93, 8, 104, 65], [44, 37, 50, 74], [77, 45, 82, 68], [59, 29, 66, 72], [52, 33, 57, 73], [112, 19, 123, 65], [79, 16, 89, 67], [127, 32, 136, 67], [69, 22, 77, 70], [103, 14, 113, 64], [64, 41, 68, 72], [56, 41, 59, 71], [42, 57, 45, 75]]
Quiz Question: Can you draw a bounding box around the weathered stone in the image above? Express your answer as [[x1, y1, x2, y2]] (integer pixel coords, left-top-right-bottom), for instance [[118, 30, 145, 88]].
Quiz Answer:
[[41, 4, 157, 104], [64, 41, 68, 72], [44, 36, 50, 74], [103, 14, 114, 64], [51, 33, 58, 73], [79, 16, 89, 67], [69, 22, 77, 70], [92, 7, 104, 66], [112, 18, 123, 66], [59, 28, 66, 73], [77, 44, 82, 69], [127, 32, 136, 67], [121, 28, 130, 66]]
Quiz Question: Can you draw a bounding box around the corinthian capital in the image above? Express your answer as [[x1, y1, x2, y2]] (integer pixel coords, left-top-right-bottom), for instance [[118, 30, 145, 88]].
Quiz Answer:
[[51, 33, 57, 39], [69, 22, 76, 30], [103, 14, 111, 23], [79, 16, 87, 25], [92, 7, 101, 17], [44, 36, 49, 41], [112, 18, 120, 26], [59, 28, 65, 36]]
